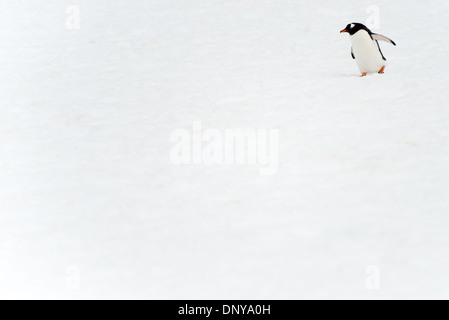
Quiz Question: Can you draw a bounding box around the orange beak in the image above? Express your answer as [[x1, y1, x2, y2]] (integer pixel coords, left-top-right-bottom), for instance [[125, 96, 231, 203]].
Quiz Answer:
[[340, 29, 348, 33]]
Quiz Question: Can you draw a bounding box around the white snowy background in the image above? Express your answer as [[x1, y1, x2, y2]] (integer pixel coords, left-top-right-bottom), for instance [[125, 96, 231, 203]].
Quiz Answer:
[[1, 0, 449, 299]]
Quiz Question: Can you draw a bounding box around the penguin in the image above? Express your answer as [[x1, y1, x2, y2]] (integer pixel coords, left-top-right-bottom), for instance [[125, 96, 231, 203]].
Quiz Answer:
[[340, 23, 396, 77]]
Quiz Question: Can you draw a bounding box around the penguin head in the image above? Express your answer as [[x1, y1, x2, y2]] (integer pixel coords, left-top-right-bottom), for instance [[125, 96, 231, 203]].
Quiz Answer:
[[340, 23, 372, 35]]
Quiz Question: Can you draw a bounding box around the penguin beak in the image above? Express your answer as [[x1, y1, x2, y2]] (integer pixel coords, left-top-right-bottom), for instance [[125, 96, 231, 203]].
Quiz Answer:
[[340, 29, 348, 33]]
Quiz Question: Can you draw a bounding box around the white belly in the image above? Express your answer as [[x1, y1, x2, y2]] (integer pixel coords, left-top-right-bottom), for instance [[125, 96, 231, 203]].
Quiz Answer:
[[351, 30, 386, 73]]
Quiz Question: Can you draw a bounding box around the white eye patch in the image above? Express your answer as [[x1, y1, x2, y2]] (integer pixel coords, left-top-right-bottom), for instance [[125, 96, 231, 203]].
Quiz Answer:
[[350, 23, 355, 29]]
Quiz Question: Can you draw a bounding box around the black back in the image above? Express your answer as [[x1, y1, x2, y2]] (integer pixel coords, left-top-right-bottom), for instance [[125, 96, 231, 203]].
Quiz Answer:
[[344, 23, 373, 37]]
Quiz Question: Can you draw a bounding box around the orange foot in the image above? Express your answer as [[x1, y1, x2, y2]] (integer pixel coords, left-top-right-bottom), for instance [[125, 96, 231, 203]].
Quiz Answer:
[[360, 73, 367, 77], [378, 66, 386, 74]]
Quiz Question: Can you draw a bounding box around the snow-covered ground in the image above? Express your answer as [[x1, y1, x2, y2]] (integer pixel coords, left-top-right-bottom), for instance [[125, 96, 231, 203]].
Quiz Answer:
[[1, 0, 449, 299]]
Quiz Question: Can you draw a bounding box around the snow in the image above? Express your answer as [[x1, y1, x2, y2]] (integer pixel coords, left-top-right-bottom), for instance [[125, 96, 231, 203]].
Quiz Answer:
[[1, 0, 449, 299]]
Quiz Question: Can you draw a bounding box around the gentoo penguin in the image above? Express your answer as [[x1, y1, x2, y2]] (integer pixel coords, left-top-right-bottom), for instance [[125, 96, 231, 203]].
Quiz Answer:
[[340, 23, 396, 77]]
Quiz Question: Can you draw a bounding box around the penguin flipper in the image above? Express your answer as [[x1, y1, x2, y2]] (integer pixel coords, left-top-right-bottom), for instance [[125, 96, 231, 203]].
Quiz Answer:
[[372, 33, 396, 46], [351, 47, 355, 59]]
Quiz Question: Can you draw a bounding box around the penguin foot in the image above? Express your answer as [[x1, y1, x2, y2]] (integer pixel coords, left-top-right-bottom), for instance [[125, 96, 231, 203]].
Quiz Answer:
[[378, 66, 386, 74], [360, 73, 367, 77]]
